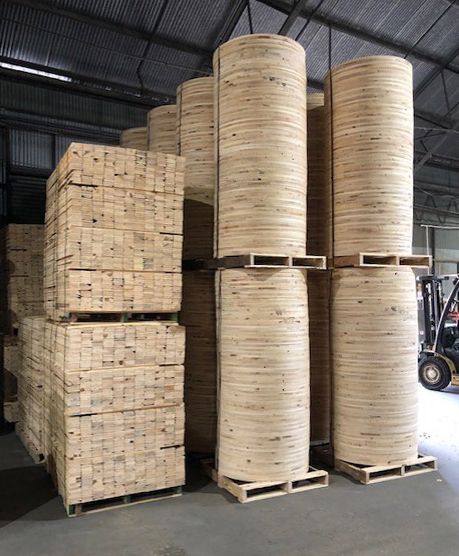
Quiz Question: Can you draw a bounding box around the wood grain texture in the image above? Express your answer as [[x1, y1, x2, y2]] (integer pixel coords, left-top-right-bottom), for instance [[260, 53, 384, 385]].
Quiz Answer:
[[331, 267, 418, 465], [214, 34, 307, 257], [180, 271, 217, 454], [307, 93, 331, 258], [325, 56, 413, 256], [308, 270, 331, 443], [120, 127, 147, 150], [177, 77, 214, 205], [217, 268, 310, 481], [148, 105, 177, 154]]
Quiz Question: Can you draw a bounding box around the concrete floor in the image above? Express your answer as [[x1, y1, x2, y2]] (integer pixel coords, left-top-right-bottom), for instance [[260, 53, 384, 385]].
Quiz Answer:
[[1, 384, 458, 556]]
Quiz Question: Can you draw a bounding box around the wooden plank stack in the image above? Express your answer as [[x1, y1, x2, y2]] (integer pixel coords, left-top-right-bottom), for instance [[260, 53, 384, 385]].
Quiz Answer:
[[16, 316, 47, 462], [44, 321, 185, 508], [44, 144, 184, 319], [40, 143, 186, 513], [0, 224, 44, 332], [1, 224, 44, 426]]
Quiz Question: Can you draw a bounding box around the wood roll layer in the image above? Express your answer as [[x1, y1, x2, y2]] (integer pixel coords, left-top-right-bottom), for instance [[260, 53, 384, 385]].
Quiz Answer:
[[119, 127, 147, 150], [214, 34, 307, 257], [177, 77, 214, 205], [148, 105, 177, 153], [308, 271, 331, 443], [332, 267, 418, 466], [325, 56, 413, 256], [180, 271, 217, 454], [217, 268, 310, 481]]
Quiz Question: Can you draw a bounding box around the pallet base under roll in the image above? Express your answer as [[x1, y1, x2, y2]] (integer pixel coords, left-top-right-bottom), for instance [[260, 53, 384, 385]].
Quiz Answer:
[[65, 486, 182, 517], [201, 458, 328, 503], [335, 454, 438, 485]]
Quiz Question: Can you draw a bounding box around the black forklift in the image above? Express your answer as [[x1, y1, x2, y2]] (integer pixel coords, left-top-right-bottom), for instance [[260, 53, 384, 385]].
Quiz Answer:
[[418, 274, 459, 390]]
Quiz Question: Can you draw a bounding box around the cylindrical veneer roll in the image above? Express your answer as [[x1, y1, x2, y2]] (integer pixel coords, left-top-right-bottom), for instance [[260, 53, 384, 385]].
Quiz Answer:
[[147, 105, 177, 153], [180, 271, 217, 454], [214, 34, 307, 257], [307, 93, 331, 258], [325, 56, 413, 256], [119, 127, 147, 150], [177, 77, 214, 205], [217, 268, 310, 481], [332, 267, 418, 466], [182, 199, 214, 260], [308, 270, 331, 443]]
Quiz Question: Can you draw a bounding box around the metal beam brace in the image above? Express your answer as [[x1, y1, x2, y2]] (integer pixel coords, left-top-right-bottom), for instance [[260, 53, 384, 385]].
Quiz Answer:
[[258, 0, 459, 73], [7, 0, 212, 58], [279, 0, 309, 35]]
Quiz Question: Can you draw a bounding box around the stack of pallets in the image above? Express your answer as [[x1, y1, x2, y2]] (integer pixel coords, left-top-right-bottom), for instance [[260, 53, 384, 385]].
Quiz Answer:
[[42, 143, 186, 515]]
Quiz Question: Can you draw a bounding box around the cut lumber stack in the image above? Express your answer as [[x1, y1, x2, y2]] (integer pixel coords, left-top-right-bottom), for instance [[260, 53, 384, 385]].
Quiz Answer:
[[44, 144, 184, 320], [42, 143, 186, 513], [176, 77, 217, 454], [210, 35, 328, 500], [148, 105, 177, 154], [1, 224, 44, 426], [325, 56, 424, 475], [16, 316, 47, 462], [44, 321, 185, 508], [120, 127, 147, 149], [0, 224, 44, 332]]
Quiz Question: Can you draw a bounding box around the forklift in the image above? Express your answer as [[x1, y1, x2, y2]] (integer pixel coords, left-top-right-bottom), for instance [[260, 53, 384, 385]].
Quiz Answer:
[[418, 274, 459, 390]]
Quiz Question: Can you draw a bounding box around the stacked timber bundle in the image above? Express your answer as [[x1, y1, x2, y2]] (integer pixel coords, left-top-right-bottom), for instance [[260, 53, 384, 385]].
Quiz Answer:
[[148, 105, 177, 154], [210, 35, 328, 501], [306, 93, 331, 444], [16, 316, 47, 462], [42, 142, 187, 514], [44, 321, 185, 509], [44, 144, 184, 319], [120, 126, 148, 150], [176, 77, 217, 454], [326, 56, 422, 474], [0, 224, 44, 332]]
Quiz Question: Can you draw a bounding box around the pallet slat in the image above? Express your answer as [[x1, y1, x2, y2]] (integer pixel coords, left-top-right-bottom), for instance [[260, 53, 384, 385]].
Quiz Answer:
[[333, 253, 431, 269]]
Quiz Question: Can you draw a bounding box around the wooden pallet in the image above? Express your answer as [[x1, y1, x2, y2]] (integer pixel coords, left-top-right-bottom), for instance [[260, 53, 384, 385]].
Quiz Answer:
[[335, 454, 438, 485], [333, 253, 431, 269], [183, 253, 327, 271], [62, 311, 179, 323], [201, 458, 328, 503], [65, 486, 182, 517]]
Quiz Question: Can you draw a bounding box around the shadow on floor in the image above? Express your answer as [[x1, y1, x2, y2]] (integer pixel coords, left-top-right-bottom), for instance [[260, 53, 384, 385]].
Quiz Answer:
[[0, 464, 63, 525]]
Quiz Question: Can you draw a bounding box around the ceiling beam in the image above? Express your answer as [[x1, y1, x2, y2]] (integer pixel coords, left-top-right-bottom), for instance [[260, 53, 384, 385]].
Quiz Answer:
[[279, 0, 309, 36], [259, 0, 459, 74], [7, 0, 212, 58], [414, 46, 459, 100]]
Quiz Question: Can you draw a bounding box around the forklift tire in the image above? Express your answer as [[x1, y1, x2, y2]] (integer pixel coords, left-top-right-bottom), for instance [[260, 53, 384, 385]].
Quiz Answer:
[[419, 356, 451, 391]]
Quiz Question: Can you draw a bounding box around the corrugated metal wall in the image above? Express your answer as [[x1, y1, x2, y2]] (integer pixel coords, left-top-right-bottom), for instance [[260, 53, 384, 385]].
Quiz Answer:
[[413, 224, 459, 275]]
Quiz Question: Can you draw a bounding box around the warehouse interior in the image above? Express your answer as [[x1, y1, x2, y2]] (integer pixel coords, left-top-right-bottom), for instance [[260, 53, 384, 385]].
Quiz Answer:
[[0, 1, 458, 555]]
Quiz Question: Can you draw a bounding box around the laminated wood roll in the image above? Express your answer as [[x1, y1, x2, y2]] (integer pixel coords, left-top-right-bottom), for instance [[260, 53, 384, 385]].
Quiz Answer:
[[180, 271, 217, 454], [308, 270, 331, 443], [119, 127, 147, 150], [177, 77, 214, 205], [148, 105, 177, 153], [214, 34, 307, 257], [217, 268, 310, 481], [182, 199, 214, 260], [307, 93, 331, 258], [325, 56, 413, 256], [332, 267, 418, 465]]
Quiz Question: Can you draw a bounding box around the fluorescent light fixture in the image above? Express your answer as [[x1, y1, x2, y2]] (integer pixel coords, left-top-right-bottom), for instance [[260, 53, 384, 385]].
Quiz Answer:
[[0, 62, 71, 82]]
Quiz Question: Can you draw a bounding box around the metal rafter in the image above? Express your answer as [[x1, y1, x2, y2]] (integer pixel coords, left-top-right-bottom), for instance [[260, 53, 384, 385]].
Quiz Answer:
[[278, 0, 309, 35], [258, 0, 459, 73], [6, 0, 212, 58]]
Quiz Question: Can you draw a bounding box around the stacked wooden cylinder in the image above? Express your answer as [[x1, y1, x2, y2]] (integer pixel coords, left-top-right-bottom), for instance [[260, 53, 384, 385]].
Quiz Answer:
[[325, 56, 418, 466], [40, 143, 187, 511], [176, 77, 217, 454], [119, 126, 147, 150], [214, 34, 310, 482]]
